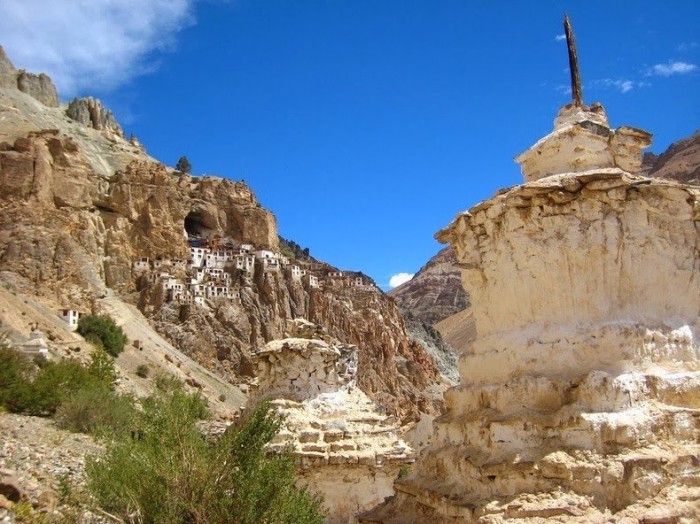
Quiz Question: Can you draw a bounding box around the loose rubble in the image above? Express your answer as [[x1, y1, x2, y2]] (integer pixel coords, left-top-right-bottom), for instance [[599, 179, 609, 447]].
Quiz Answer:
[[0, 413, 109, 523]]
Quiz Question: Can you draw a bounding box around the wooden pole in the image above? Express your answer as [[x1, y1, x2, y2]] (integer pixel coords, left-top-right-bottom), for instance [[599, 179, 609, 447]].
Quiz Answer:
[[563, 14, 584, 107]]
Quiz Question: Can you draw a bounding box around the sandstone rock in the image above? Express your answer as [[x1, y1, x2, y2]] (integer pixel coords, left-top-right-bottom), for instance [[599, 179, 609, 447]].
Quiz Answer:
[[66, 97, 124, 137], [0, 494, 12, 510], [16, 70, 59, 107], [0, 46, 58, 107]]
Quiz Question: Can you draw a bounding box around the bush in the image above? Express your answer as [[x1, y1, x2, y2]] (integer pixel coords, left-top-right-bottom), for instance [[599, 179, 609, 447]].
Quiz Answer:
[[87, 397, 325, 523], [0, 346, 34, 413], [77, 315, 128, 357], [24, 358, 96, 416], [88, 348, 118, 388], [0, 344, 118, 417], [135, 364, 149, 379], [175, 156, 192, 174], [55, 383, 136, 436]]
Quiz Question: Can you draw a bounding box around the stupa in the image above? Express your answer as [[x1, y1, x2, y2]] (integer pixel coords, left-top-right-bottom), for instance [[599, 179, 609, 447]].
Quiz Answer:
[[361, 15, 700, 523]]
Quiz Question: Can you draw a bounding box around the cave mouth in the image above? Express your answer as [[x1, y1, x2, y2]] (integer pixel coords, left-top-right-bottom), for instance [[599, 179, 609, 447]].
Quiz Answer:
[[184, 211, 216, 239]]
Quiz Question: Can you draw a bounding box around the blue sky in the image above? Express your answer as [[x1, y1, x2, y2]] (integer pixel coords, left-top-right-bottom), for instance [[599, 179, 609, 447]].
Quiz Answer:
[[2, 1, 698, 289]]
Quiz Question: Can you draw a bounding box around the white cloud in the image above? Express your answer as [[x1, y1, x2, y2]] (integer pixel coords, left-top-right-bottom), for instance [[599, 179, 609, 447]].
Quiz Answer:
[[389, 273, 414, 289], [0, 0, 195, 98], [677, 42, 698, 52], [555, 84, 571, 96], [555, 34, 566, 42], [595, 78, 636, 93], [649, 61, 697, 77]]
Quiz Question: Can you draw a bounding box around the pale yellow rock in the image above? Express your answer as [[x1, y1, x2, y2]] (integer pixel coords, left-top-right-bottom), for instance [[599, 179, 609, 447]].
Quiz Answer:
[[361, 103, 700, 523]]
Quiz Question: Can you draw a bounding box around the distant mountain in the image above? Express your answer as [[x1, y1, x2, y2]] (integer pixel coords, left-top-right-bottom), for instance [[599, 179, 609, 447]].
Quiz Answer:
[[389, 247, 469, 326], [641, 131, 700, 185]]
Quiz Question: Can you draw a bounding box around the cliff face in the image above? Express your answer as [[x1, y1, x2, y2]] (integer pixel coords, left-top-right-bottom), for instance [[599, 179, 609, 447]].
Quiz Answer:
[[363, 105, 700, 522], [0, 50, 438, 422], [0, 133, 277, 301], [0, 45, 58, 107], [389, 247, 466, 382], [148, 262, 438, 419]]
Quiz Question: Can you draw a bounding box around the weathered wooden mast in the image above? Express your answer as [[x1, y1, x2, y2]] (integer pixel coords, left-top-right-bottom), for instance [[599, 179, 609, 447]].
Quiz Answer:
[[563, 14, 584, 107]]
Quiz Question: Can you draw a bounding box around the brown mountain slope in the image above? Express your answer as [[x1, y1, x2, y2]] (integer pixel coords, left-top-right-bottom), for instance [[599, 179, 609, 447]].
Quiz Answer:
[[434, 307, 476, 356], [389, 246, 469, 326], [641, 130, 700, 185]]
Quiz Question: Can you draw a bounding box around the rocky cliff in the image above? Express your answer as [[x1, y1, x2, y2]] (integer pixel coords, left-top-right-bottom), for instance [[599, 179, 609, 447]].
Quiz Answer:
[[389, 247, 466, 382], [363, 103, 700, 522], [0, 46, 58, 107], [0, 47, 438, 422]]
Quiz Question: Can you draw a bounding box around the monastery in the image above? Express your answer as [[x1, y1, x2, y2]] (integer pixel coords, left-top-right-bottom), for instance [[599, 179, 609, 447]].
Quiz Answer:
[[131, 234, 374, 309]]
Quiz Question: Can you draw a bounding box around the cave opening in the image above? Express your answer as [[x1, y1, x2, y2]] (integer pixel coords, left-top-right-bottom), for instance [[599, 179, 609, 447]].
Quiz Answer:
[[184, 211, 216, 239]]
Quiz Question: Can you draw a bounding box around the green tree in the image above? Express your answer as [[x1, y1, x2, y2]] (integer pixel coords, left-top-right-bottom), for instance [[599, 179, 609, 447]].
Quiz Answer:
[[77, 315, 128, 357], [175, 156, 192, 174], [88, 348, 118, 388]]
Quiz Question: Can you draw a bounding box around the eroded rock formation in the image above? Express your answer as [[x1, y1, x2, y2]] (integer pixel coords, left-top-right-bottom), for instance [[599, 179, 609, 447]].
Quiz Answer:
[[66, 97, 124, 138], [251, 319, 414, 522], [0, 46, 58, 107], [362, 103, 700, 523]]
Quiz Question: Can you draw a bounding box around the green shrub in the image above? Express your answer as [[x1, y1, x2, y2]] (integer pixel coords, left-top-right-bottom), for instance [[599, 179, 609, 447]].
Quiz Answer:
[[0, 344, 117, 417], [87, 398, 325, 523], [55, 384, 136, 436], [27, 358, 96, 416], [88, 348, 118, 388], [135, 364, 150, 378], [0, 346, 34, 413], [77, 315, 128, 357]]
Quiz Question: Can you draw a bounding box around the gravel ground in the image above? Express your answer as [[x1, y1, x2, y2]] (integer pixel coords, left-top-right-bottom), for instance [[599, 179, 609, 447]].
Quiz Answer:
[[0, 412, 111, 523]]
